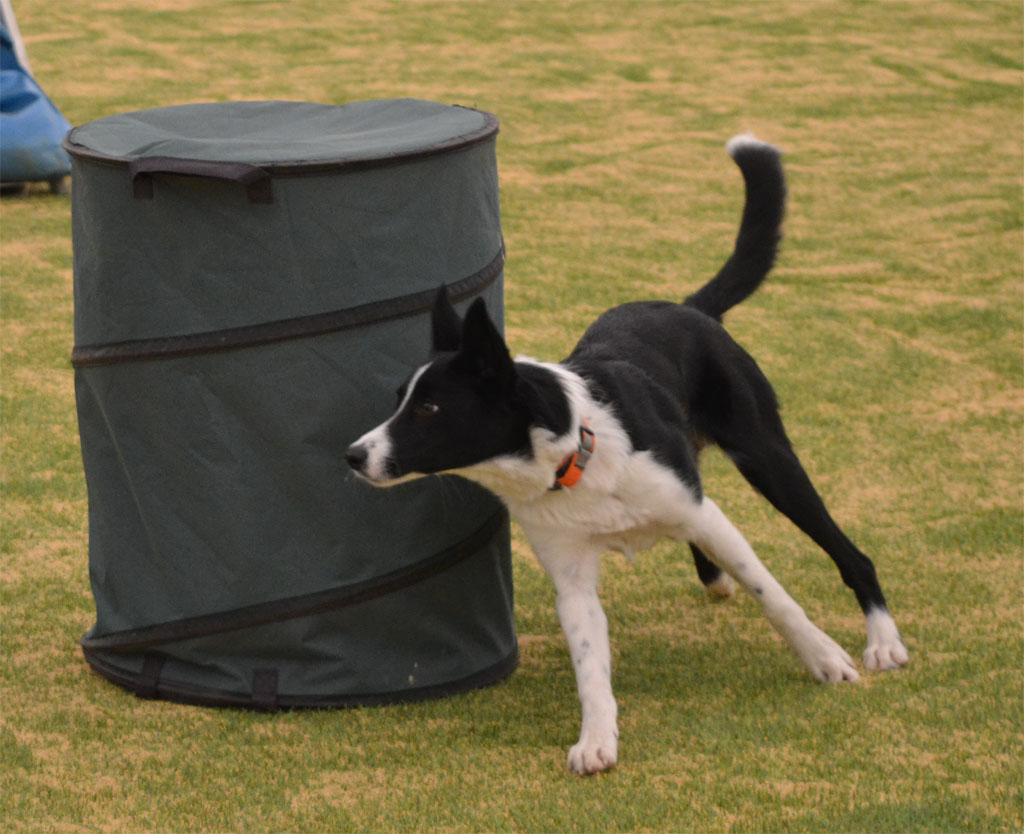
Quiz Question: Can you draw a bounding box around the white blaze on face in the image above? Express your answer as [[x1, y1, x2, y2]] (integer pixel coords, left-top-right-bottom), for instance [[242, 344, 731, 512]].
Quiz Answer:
[[350, 363, 430, 484]]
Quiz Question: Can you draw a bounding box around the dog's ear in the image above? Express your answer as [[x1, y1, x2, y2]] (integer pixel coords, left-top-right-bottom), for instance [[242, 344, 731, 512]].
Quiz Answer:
[[458, 298, 515, 385], [516, 371, 573, 436], [431, 286, 463, 353]]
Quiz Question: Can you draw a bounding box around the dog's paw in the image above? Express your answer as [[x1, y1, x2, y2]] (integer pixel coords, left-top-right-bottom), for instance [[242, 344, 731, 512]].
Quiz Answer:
[[567, 729, 618, 775], [864, 640, 909, 671], [794, 626, 860, 684], [705, 572, 736, 599], [863, 609, 909, 671]]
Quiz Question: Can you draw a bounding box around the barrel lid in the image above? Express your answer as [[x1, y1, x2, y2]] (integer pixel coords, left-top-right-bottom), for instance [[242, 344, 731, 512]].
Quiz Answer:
[[63, 98, 498, 172]]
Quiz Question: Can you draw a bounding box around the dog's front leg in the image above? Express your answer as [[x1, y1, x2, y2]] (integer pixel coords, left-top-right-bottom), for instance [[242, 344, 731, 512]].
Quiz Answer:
[[536, 544, 618, 774], [558, 582, 618, 775]]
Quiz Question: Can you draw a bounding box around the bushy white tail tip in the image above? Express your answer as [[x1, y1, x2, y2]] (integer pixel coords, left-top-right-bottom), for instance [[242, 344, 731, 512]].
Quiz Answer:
[[726, 133, 782, 157]]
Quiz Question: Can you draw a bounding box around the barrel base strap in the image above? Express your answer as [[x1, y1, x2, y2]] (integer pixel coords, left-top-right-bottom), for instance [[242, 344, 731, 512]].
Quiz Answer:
[[251, 669, 279, 711], [135, 653, 166, 700]]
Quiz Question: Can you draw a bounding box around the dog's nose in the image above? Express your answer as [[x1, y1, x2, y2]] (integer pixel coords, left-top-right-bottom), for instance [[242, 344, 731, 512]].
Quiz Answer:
[[345, 444, 368, 472]]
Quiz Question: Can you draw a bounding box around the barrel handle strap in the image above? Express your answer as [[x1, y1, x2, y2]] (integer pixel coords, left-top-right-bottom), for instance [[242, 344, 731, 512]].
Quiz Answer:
[[129, 156, 273, 204]]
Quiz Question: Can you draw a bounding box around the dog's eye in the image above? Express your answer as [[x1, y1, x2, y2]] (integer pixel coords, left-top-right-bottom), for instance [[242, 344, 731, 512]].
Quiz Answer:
[[414, 401, 440, 418]]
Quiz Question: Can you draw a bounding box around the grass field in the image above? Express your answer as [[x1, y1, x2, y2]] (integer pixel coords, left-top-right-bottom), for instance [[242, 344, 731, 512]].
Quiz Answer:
[[2, 1, 1021, 831]]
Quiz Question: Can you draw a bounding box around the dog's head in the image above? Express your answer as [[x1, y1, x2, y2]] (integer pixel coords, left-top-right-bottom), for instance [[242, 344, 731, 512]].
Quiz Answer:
[[345, 289, 569, 485]]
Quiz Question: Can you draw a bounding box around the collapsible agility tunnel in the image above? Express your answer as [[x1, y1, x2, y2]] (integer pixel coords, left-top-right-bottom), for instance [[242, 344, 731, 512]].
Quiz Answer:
[[65, 99, 517, 708]]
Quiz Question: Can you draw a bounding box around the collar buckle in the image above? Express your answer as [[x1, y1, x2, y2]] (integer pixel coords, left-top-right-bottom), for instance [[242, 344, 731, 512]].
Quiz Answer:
[[551, 421, 595, 490]]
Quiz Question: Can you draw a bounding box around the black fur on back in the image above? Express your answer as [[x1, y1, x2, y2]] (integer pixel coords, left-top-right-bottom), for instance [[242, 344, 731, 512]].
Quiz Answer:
[[565, 138, 787, 488]]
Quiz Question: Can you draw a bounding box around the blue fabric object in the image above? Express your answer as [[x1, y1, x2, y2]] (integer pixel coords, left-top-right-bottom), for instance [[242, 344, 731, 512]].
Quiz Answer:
[[1, 24, 71, 184]]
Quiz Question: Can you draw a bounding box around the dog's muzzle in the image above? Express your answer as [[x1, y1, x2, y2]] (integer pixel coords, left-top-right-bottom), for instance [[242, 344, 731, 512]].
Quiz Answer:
[[345, 432, 401, 484]]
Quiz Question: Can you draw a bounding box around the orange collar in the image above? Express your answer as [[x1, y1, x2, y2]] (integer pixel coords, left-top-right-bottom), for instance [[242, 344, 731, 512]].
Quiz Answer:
[[551, 421, 596, 490]]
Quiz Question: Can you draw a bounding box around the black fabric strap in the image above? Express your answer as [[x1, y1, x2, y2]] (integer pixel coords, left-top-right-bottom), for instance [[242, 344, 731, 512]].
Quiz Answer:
[[135, 652, 166, 699], [81, 506, 508, 655], [251, 669, 279, 710], [71, 247, 504, 368], [129, 157, 274, 204]]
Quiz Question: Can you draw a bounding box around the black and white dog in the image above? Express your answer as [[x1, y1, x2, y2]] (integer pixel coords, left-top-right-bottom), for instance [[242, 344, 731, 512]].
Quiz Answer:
[[346, 136, 908, 774]]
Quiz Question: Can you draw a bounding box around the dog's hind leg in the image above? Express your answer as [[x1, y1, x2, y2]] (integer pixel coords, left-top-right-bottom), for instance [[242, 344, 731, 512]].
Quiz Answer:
[[688, 497, 860, 683], [721, 431, 908, 671], [690, 544, 736, 598], [689, 343, 908, 671]]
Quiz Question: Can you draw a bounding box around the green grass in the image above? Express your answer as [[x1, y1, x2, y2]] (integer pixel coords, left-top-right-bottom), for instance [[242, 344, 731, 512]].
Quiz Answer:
[[2, 1, 1021, 831]]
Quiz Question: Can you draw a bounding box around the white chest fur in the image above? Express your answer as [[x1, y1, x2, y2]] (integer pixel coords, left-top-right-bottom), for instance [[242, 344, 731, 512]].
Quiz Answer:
[[513, 449, 703, 559]]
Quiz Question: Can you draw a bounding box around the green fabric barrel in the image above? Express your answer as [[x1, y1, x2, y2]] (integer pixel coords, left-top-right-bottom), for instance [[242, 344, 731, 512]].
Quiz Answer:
[[65, 99, 517, 708]]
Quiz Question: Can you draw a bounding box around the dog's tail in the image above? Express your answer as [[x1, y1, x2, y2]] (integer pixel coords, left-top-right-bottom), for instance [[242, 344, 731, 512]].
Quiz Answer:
[[684, 135, 786, 321]]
